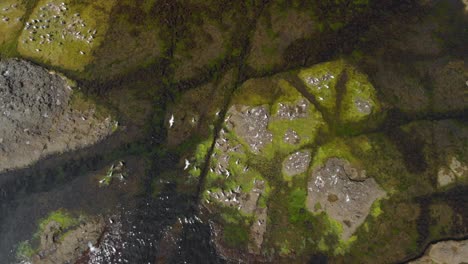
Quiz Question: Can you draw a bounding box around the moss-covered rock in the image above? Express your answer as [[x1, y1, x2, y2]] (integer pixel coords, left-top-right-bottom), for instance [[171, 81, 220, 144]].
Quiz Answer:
[[0, 0, 27, 57], [15, 209, 104, 264], [298, 60, 383, 134], [17, 0, 117, 72]]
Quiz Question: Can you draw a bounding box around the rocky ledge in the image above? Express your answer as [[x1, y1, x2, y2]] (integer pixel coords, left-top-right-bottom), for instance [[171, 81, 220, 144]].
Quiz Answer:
[[0, 59, 115, 173]]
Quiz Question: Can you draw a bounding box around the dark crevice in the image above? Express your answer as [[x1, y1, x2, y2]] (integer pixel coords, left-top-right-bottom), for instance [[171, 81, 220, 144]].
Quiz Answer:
[[399, 186, 468, 263], [333, 70, 348, 132], [384, 127, 428, 174], [194, 0, 271, 207], [282, 74, 333, 127]]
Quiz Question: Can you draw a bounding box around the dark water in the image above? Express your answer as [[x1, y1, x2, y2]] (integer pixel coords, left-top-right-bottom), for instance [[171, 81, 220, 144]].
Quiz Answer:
[[0, 130, 223, 264]]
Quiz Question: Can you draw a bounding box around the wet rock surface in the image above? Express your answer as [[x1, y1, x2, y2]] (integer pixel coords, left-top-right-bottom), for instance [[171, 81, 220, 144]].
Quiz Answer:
[[282, 150, 311, 177], [306, 158, 386, 240], [34, 217, 105, 264], [0, 59, 114, 173]]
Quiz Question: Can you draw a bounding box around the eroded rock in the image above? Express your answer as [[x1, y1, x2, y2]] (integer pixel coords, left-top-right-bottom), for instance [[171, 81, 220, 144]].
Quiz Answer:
[[0, 59, 115, 172], [306, 157, 386, 240]]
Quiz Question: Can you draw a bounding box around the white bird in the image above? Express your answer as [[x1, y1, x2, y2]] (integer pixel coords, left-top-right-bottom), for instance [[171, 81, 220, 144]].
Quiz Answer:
[[184, 159, 190, 170], [88, 242, 98, 253], [169, 114, 174, 128]]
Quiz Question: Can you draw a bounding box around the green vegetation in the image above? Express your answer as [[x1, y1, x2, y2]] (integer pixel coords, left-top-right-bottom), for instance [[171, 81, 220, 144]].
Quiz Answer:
[[223, 223, 250, 248], [0, 0, 27, 58], [288, 188, 308, 223], [16, 209, 82, 260], [70, 89, 115, 121], [16, 241, 35, 261], [311, 138, 359, 169], [298, 60, 346, 112], [17, 0, 117, 72], [37, 209, 80, 233]]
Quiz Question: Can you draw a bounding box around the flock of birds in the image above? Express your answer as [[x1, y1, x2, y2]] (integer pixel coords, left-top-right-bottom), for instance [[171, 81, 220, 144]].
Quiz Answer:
[[18, 2, 97, 55]]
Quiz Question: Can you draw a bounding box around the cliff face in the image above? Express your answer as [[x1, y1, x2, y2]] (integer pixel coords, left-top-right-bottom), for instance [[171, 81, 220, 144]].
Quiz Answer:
[[1, 0, 467, 263]]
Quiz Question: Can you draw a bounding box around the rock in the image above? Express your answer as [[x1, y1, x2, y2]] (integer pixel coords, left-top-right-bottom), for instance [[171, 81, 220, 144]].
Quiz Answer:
[[282, 150, 311, 177], [410, 240, 468, 264], [0, 59, 115, 172], [226, 105, 273, 153], [437, 156, 467, 187], [40, 221, 61, 250], [34, 217, 105, 264], [276, 98, 310, 120], [306, 157, 386, 240], [298, 60, 383, 128], [283, 128, 300, 145], [249, 206, 268, 254]]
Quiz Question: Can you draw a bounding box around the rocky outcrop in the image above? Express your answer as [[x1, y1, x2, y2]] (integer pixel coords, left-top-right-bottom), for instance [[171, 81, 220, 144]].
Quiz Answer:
[[34, 217, 105, 264], [0, 59, 115, 173], [410, 240, 468, 264], [437, 156, 468, 187], [306, 157, 386, 240]]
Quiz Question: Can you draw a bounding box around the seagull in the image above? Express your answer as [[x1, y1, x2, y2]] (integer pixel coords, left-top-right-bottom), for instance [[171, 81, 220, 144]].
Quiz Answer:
[[88, 242, 98, 253], [169, 114, 174, 128], [184, 159, 190, 170]]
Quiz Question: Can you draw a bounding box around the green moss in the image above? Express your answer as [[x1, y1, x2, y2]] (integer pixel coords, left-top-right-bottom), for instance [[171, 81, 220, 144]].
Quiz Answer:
[[279, 240, 292, 256], [69, 89, 114, 121], [288, 188, 307, 223], [38, 209, 79, 233], [17, 0, 117, 72], [337, 66, 383, 134], [16, 240, 35, 261], [298, 60, 346, 112], [223, 223, 249, 248], [311, 138, 358, 168], [0, 0, 27, 58], [370, 199, 383, 218], [298, 60, 385, 134]]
